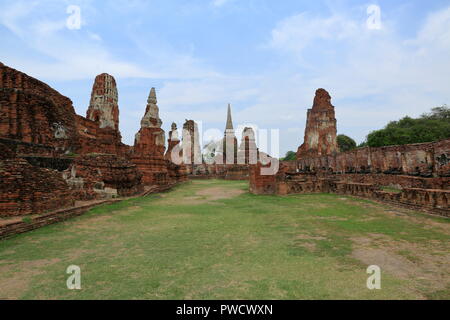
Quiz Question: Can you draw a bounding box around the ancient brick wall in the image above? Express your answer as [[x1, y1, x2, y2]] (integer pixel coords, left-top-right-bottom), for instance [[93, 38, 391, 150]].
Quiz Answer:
[[76, 115, 130, 156], [296, 138, 450, 189], [0, 154, 74, 216], [250, 155, 449, 216], [0, 64, 80, 154], [64, 154, 143, 199], [187, 164, 250, 180], [249, 163, 278, 194]]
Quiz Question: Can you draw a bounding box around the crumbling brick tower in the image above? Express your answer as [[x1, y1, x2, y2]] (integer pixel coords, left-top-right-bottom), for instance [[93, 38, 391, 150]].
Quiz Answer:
[[78, 73, 128, 156], [297, 88, 338, 159], [132, 88, 168, 185], [86, 73, 120, 131]]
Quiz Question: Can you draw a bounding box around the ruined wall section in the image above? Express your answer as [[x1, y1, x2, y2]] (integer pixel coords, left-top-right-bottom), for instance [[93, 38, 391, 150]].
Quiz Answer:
[[250, 139, 450, 216], [297, 139, 450, 188], [76, 115, 130, 156], [0, 142, 74, 216], [0, 63, 79, 154], [64, 154, 143, 199]]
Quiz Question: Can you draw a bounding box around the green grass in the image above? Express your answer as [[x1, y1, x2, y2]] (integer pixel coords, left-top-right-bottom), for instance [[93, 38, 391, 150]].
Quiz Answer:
[[0, 180, 448, 300]]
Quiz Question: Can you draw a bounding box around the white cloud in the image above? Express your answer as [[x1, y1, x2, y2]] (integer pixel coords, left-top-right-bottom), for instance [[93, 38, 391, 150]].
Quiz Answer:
[[1, 1, 449, 155], [269, 12, 361, 57], [212, 0, 231, 8], [0, 1, 151, 80], [266, 6, 450, 146]]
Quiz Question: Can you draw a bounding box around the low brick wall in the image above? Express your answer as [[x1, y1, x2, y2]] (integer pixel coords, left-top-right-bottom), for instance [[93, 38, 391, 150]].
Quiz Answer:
[[0, 200, 117, 239], [189, 164, 250, 181], [296, 138, 450, 183], [0, 181, 180, 239], [250, 160, 449, 217]]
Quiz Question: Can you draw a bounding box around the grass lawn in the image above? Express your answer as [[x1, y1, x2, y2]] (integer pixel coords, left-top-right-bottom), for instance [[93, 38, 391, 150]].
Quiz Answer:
[[0, 179, 449, 300]]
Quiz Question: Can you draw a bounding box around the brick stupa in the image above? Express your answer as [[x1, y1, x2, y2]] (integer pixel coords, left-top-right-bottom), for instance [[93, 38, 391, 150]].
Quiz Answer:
[[132, 88, 168, 185]]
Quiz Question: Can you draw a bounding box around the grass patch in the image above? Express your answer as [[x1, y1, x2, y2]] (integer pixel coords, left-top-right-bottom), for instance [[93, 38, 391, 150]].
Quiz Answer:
[[0, 180, 448, 300]]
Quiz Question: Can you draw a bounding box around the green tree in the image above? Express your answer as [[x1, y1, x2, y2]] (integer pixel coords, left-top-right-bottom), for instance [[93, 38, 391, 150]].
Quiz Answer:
[[366, 105, 450, 147], [337, 134, 357, 152], [358, 141, 368, 148], [281, 151, 297, 161]]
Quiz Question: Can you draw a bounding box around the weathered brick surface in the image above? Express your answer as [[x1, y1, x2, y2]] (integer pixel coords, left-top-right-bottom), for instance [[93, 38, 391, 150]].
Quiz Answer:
[[297, 139, 450, 188], [251, 89, 449, 217], [0, 141, 15, 159], [189, 164, 250, 180], [0, 64, 80, 154], [297, 89, 338, 159], [86, 73, 120, 130], [0, 64, 161, 216], [132, 88, 169, 185], [0, 157, 74, 216], [64, 154, 143, 199], [76, 115, 130, 157], [249, 162, 278, 194]]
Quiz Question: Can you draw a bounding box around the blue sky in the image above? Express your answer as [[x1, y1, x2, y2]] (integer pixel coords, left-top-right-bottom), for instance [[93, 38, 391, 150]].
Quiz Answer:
[[1, 0, 449, 156]]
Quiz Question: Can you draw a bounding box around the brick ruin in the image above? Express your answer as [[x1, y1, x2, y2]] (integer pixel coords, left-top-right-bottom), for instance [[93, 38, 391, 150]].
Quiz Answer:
[[297, 88, 338, 159], [250, 89, 449, 217], [1, 61, 448, 219], [131, 88, 170, 186], [187, 105, 259, 180], [0, 63, 185, 217]]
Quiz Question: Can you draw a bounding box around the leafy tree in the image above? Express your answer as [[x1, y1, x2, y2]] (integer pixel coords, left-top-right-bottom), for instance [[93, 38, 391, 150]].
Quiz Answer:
[[366, 105, 450, 147], [358, 141, 368, 148], [281, 151, 297, 161], [337, 134, 357, 152]]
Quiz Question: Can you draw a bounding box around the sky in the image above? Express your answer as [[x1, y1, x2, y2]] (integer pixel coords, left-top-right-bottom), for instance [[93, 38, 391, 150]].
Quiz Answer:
[[0, 0, 449, 157]]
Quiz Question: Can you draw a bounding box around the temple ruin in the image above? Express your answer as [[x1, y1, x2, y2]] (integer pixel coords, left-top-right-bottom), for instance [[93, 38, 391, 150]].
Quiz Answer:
[[0, 61, 448, 235], [250, 89, 449, 217]]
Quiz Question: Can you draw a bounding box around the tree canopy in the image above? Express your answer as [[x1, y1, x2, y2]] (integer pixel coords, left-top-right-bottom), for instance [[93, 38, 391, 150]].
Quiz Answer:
[[337, 134, 357, 152], [365, 105, 450, 147], [281, 150, 297, 161]]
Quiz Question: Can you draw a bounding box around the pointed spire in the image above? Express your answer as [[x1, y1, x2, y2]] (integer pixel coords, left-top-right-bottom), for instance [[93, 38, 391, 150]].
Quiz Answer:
[[226, 103, 234, 130], [141, 87, 162, 128], [148, 87, 157, 104]]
